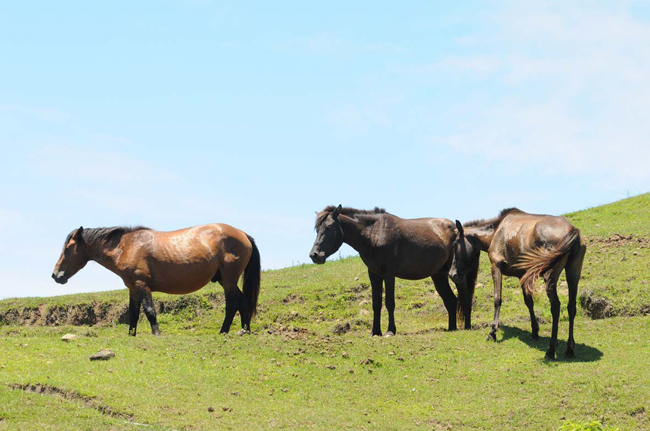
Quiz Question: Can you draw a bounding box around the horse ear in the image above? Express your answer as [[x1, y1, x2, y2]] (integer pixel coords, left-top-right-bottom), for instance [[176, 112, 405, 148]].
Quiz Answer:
[[75, 226, 84, 241], [333, 204, 343, 218], [455, 220, 464, 237]]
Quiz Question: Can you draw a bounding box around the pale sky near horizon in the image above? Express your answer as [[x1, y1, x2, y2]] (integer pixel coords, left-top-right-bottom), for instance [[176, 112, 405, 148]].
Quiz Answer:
[[1, 1, 649, 299]]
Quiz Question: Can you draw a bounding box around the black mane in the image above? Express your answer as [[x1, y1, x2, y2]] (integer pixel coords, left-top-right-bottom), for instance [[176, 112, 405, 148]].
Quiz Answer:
[[464, 207, 520, 229], [66, 226, 151, 250], [315, 206, 386, 230]]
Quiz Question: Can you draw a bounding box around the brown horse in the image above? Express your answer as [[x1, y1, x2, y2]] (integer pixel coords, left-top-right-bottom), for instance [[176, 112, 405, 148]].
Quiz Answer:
[[52, 224, 261, 336], [310, 205, 472, 336], [450, 208, 586, 359]]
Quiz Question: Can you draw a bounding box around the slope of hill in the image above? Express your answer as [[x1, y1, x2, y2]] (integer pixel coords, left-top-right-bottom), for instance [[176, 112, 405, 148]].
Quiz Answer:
[[0, 194, 649, 430]]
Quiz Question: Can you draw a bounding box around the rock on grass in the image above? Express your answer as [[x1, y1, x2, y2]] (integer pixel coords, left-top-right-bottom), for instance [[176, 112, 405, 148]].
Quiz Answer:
[[89, 350, 115, 361]]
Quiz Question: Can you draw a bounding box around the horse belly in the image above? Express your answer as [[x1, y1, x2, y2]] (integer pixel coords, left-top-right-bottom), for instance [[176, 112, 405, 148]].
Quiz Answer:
[[394, 249, 448, 280], [150, 261, 218, 295]]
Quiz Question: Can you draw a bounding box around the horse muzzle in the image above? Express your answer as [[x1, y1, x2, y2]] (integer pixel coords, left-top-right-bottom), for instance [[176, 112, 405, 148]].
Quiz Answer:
[[309, 251, 327, 265], [52, 272, 68, 284]]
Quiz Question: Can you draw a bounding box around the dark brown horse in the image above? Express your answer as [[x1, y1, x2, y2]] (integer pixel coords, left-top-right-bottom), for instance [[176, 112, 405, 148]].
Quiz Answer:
[[52, 224, 261, 336], [450, 208, 586, 359], [310, 205, 472, 336]]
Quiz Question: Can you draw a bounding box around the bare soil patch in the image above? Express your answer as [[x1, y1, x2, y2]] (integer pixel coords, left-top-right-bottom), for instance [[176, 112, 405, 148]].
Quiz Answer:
[[587, 234, 650, 248], [0, 294, 224, 327], [9, 383, 134, 420]]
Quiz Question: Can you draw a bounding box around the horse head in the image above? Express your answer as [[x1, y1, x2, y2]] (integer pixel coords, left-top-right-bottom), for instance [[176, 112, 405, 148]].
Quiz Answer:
[[52, 226, 90, 284], [310, 204, 344, 264]]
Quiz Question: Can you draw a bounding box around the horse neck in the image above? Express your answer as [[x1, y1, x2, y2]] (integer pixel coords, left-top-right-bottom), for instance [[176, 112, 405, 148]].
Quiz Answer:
[[466, 225, 495, 251], [84, 241, 121, 274], [339, 215, 374, 255]]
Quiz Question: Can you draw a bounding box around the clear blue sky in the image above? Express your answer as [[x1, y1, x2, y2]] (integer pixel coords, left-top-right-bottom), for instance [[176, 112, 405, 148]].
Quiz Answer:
[[1, 1, 649, 299]]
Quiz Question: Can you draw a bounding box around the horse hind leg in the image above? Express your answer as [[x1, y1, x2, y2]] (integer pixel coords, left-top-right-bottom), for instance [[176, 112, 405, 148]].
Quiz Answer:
[[139, 283, 160, 336], [129, 284, 160, 336], [211, 269, 222, 283], [565, 244, 586, 358], [432, 273, 458, 331], [219, 265, 251, 334], [543, 255, 569, 359]]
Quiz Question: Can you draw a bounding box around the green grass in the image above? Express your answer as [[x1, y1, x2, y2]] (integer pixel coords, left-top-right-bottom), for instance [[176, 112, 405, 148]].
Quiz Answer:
[[1, 318, 649, 430], [564, 192, 650, 237], [1, 193, 649, 430]]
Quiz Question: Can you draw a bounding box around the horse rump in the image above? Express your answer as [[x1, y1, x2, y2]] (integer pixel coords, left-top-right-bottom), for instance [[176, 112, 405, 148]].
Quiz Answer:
[[514, 229, 581, 295]]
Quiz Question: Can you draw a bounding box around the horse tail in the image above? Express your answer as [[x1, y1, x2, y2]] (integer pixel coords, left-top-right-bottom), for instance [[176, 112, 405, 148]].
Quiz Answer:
[[456, 265, 478, 324], [243, 234, 261, 318], [515, 229, 581, 296]]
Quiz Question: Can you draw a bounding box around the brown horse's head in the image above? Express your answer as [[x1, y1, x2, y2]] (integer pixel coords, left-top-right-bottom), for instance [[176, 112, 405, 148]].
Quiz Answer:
[[310, 205, 344, 264], [52, 227, 90, 284], [449, 220, 481, 287]]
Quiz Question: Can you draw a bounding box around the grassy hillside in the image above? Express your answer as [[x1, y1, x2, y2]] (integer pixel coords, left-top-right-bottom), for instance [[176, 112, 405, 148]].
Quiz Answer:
[[0, 193, 649, 430]]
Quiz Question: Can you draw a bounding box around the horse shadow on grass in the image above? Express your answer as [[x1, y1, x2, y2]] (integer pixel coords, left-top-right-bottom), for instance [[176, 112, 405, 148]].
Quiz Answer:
[[499, 325, 603, 363]]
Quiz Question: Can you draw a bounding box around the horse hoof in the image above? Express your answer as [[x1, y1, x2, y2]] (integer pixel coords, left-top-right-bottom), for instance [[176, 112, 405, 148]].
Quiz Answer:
[[384, 331, 395, 337], [237, 329, 250, 336], [371, 333, 382, 338], [486, 334, 496, 342], [531, 333, 539, 340], [545, 351, 556, 360], [565, 350, 575, 359]]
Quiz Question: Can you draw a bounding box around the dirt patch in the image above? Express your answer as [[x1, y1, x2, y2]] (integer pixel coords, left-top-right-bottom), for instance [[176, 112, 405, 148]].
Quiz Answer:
[[282, 293, 304, 304], [587, 234, 650, 248], [265, 325, 311, 339], [9, 383, 134, 420], [0, 294, 224, 327], [348, 283, 369, 293], [332, 322, 351, 335], [579, 290, 613, 319], [0, 302, 129, 327]]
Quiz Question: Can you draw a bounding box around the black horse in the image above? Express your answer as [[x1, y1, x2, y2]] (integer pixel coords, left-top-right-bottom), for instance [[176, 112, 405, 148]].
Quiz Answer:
[[310, 205, 473, 336]]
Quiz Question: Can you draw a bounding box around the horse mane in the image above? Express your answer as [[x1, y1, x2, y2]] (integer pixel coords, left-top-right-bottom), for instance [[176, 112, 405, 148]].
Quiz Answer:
[[464, 207, 521, 229], [70, 226, 151, 250], [315, 206, 386, 230]]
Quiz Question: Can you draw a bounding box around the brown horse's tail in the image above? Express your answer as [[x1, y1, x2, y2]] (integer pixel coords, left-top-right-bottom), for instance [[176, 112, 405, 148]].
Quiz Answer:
[[243, 235, 261, 318], [514, 229, 581, 296]]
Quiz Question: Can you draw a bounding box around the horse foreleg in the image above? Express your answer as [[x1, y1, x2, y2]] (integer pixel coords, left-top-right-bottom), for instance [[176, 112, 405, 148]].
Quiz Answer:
[[368, 271, 383, 337], [128, 289, 142, 336], [488, 264, 503, 341], [384, 275, 396, 336], [521, 286, 539, 340]]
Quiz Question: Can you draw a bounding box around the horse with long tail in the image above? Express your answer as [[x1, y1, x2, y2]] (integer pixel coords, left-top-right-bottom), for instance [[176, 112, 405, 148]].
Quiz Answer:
[[310, 205, 472, 336], [450, 208, 586, 359], [52, 224, 261, 336]]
